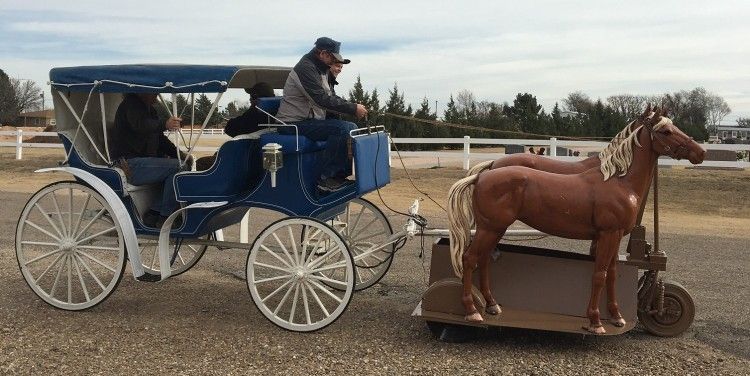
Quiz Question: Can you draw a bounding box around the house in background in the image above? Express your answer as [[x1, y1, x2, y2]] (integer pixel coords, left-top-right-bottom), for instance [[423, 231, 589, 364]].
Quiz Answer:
[[717, 125, 750, 143], [16, 109, 56, 127]]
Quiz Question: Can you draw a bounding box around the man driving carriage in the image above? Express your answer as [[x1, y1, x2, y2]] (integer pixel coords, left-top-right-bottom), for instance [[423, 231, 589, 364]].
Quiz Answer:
[[110, 93, 184, 228], [276, 37, 368, 192]]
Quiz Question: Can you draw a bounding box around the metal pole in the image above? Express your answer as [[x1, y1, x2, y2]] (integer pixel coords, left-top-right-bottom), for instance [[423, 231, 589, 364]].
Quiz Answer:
[[653, 163, 661, 254], [388, 135, 393, 167], [550, 137, 557, 157], [16, 129, 23, 160]]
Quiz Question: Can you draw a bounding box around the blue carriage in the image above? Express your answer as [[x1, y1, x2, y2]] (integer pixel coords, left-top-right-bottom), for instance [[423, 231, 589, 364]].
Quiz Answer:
[[15, 64, 408, 332]]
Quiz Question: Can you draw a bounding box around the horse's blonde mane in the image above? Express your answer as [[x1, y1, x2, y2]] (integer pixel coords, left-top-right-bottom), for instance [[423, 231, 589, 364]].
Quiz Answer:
[[598, 114, 672, 180]]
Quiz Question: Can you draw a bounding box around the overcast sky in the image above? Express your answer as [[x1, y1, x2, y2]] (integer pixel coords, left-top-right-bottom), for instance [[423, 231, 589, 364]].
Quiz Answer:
[[2, 1, 748, 123]]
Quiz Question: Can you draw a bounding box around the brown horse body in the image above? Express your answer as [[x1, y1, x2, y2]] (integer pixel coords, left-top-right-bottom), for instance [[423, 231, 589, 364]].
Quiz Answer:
[[448, 107, 705, 334]]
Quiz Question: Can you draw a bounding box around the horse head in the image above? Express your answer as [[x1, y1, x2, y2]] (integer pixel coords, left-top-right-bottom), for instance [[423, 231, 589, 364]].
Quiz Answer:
[[639, 105, 706, 165]]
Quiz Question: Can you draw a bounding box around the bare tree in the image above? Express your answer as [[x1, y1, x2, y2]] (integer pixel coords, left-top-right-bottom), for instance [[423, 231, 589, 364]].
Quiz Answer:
[[705, 95, 731, 134], [10, 78, 43, 114], [562, 91, 593, 114], [455, 89, 476, 113], [738, 117, 750, 127], [607, 94, 648, 120]]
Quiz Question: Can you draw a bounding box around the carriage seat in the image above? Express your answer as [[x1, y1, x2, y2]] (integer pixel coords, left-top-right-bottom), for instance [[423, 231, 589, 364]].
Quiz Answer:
[[254, 97, 327, 154], [173, 136, 262, 202]]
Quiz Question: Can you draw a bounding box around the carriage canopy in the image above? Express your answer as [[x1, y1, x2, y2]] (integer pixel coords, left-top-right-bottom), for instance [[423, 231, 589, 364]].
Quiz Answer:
[[49, 64, 291, 93]]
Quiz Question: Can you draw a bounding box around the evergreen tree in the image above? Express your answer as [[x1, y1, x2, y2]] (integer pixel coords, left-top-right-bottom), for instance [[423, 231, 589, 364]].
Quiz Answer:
[[0, 69, 19, 125]]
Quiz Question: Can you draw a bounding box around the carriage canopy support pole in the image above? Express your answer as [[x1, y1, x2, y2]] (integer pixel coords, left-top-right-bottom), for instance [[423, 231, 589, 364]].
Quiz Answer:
[[57, 89, 111, 164]]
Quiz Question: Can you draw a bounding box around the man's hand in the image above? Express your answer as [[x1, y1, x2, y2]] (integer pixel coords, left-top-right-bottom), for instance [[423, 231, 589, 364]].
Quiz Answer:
[[355, 104, 368, 119], [165, 116, 182, 131]]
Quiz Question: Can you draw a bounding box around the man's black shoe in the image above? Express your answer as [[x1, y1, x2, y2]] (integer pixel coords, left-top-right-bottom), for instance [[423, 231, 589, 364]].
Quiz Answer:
[[317, 177, 354, 193]]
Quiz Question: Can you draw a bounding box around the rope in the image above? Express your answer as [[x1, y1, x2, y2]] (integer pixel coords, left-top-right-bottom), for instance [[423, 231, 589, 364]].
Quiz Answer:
[[50, 79, 227, 91], [381, 112, 612, 141]]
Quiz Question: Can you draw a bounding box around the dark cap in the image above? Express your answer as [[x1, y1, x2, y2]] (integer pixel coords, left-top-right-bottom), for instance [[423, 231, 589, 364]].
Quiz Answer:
[[245, 82, 275, 98], [314, 37, 350, 64]]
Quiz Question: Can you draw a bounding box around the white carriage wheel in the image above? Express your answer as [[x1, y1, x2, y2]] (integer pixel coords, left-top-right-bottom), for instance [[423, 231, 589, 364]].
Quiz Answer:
[[330, 198, 394, 291], [246, 217, 355, 332], [16, 181, 126, 310], [138, 234, 210, 277]]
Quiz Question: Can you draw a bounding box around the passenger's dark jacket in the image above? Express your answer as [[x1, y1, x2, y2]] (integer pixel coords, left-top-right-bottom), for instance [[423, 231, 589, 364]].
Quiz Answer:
[[110, 94, 178, 160], [224, 106, 270, 137], [276, 50, 356, 122]]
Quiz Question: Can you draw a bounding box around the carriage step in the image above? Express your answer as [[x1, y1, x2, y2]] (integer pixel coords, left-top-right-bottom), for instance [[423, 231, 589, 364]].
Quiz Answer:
[[136, 272, 161, 282]]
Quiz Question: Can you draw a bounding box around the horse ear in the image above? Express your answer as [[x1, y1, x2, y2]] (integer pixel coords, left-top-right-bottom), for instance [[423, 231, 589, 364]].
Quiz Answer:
[[641, 103, 652, 119], [661, 106, 670, 117]]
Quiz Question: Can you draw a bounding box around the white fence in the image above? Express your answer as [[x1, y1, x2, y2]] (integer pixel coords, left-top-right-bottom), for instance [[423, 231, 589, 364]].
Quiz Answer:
[[2, 130, 749, 169]]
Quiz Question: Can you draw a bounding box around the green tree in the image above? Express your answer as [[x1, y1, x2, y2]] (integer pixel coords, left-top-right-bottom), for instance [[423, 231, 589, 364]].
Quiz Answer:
[[0, 69, 19, 125], [194, 94, 222, 127]]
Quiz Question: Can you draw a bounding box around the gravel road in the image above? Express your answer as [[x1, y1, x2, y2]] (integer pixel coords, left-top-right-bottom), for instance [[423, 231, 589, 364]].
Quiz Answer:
[[1, 188, 748, 375]]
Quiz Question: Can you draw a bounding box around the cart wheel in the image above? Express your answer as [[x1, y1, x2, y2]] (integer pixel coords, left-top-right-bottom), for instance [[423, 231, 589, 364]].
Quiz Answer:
[[330, 198, 394, 291], [247, 217, 355, 332], [15, 181, 126, 310], [138, 234, 210, 277], [638, 280, 695, 337]]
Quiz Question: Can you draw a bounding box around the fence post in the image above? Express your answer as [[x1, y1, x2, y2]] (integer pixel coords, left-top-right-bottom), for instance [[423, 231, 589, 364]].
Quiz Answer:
[[550, 137, 557, 157], [463, 135, 471, 170], [388, 135, 393, 167], [16, 129, 23, 160]]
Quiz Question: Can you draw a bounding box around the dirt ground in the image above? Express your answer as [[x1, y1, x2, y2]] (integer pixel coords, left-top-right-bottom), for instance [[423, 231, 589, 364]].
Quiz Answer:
[[0, 150, 748, 375]]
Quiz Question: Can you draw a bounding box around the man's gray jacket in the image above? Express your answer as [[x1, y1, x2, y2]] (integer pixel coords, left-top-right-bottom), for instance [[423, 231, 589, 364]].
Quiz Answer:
[[276, 50, 356, 122]]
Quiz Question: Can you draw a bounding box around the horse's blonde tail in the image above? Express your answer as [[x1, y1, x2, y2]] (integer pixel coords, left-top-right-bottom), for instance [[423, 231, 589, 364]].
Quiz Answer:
[[466, 160, 493, 177], [448, 174, 479, 278]]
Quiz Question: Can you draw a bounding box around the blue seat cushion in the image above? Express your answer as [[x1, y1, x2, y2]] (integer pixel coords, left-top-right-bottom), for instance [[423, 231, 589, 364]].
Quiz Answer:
[[256, 97, 282, 116], [259, 132, 326, 154]]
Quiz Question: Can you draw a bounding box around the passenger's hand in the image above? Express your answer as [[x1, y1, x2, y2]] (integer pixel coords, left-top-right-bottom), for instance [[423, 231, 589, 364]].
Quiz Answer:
[[355, 104, 368, 119], [165, 116, 182, 131]]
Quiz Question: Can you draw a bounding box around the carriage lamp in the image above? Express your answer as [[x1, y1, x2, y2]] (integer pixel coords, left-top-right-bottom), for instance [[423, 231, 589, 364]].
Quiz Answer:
[[262, 143, 283, 187]]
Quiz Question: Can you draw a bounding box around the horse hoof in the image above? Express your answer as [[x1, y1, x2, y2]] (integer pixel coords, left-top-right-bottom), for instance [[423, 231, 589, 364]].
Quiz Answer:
[[485, 304, 502, 315], [465, 312, 484, 323], [583, 324, 606, 335], [610, 317, 626, 327]]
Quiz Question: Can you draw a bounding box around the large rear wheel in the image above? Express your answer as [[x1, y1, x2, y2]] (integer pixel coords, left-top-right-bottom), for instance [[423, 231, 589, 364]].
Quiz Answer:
[[16, 181, 126, 310]]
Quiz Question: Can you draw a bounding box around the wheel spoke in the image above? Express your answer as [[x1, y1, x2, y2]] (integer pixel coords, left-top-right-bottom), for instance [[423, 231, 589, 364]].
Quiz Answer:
[[261, 277, 295, 303], [308, 273, 349, 289], [76, 245, 121, 251], [351, 230, 387, 244], [254, 274, 293, 284], [21, 240, 60, 247], [307, 244, 342, 270], [67, 255, 73, 303], [308, 278, 344, 303], [271, 233, 296, 267], [24, 248, 63, 266], [349, 206, 365, 235], [49, 254, 67, 298], [253, 261, 293, 274], [75, 254, 107, 290], [50, 191, 69, 237], [34, 253, 65, 283], [302, 228, 324, 265], [72, 255, 91, 302], [71, 193, 91, 241], [287, 226, 300, 266], [304, 281, 329, 317], [33, 203, 64, 239], [24, 220, 61, 242], [273, 280, 296, 315], [309, 260, 348, 274], [301, 281, 311, 325], [288, 283, 301, 324], [259, 244, 292, 269], [78, 250, 117, 273], [68, 187, 73, 236], [74, 208, 105, 240], [351, 217, 378, 238], [76, 226, 117, 245]]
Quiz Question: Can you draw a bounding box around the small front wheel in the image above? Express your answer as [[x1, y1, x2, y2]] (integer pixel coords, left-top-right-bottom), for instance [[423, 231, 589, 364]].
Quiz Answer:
[[16, 181, 127, 310], [638, 280, 695, 337], [246, 217, 355, 332]]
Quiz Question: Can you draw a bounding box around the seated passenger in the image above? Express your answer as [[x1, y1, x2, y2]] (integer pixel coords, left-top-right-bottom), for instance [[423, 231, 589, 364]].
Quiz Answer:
[[110, 93, 185, 228], [194, 82, 276, 171], [276, 37, 368, 192], [224, 82, 277, 137]]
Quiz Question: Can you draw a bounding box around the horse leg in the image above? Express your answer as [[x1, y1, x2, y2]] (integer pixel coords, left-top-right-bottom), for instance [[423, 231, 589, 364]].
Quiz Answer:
[[478, 229, 504, 316], [584, 230, 621, 334], [462, 228, 500, 322], [606, 248, 626, 327]]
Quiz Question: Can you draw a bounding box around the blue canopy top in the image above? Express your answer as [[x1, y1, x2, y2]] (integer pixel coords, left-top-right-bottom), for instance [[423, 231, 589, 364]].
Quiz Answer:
[[49, 64, 290, 93]]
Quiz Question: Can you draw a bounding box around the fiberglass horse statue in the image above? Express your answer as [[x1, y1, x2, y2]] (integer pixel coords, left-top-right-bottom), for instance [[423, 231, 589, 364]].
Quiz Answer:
[[448, 105, 705, 334]]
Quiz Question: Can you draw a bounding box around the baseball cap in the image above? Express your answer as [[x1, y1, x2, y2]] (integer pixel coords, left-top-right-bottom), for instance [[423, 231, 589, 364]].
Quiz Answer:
[[314, 37, 351, 64]]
